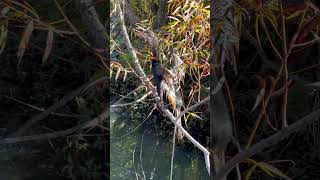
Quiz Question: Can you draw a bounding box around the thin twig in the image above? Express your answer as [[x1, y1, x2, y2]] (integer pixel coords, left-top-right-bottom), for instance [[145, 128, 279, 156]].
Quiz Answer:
[[112, 86, 145, 105], [279, 0, 289, 128], [140, 130, 147, 180], [53, 0, 104, 53], [132, 144, 139, 180], [2, 95, 86, 118], [111, 91, 152, 108], [261, 16, 283, 60], [170, 125, 177, 180], [162, 107, 210, 174], [8, 76, 107, 137], [111, 104, 156, 139], [177, 96, 209, 120]]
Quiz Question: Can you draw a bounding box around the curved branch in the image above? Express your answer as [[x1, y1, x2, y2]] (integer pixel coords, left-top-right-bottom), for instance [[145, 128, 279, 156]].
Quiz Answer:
[[9, 76, 107, 137], [1, 110, 109, 144], [74, 0, 108, 51], [214, 109, 320, 180]]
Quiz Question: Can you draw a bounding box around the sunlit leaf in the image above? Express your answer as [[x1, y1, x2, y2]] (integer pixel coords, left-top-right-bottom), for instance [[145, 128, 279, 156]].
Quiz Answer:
[[251, 88, 265, 112], [115, 68, 121, 81], [187, 112, 203, 120], [123, 70, 127, 82]]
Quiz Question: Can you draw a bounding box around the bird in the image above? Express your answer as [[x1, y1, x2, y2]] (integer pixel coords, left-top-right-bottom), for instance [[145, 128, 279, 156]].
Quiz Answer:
[[136, 29, 184, 140], [150, 49, 184, 140]]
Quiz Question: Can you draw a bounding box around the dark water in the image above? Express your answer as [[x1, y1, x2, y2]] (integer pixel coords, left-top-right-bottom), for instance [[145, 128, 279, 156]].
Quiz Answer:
[[110, 108, 210, 180]]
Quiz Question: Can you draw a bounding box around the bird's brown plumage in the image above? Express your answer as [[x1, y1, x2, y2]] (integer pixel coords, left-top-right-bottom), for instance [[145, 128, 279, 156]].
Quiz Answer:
[[137, 28, 184, 140]]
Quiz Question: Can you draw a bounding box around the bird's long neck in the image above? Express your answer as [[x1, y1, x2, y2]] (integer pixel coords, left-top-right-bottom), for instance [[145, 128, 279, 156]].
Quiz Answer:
[[151, 58, 163, 94]]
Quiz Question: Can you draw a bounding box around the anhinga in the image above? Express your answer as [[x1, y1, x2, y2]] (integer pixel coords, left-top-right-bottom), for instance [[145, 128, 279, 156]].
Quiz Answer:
[[137, 29, 184, 140], [151, 51, 184, 140]]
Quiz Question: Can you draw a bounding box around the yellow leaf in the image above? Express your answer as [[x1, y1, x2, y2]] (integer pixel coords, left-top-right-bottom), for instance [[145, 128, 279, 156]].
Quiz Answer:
[[286, 10, 304, 20], [123, 70, 127, 81], [187, 112, 203, 120], [115, 68, 121, 81]]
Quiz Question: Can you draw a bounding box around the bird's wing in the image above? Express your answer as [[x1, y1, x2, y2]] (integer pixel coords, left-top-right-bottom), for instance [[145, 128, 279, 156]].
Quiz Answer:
[[160, 80, 176, 110]]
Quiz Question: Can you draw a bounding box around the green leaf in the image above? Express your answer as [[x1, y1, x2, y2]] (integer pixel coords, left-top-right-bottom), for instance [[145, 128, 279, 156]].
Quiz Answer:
[[245, 164, 258, 180], [257, 162, 275, 177], [259, 162, 292, 180], [187, 112, 203, 120]]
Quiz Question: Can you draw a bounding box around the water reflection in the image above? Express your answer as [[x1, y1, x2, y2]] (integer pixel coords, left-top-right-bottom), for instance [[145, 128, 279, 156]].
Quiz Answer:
[[110, 108, 209, 180]]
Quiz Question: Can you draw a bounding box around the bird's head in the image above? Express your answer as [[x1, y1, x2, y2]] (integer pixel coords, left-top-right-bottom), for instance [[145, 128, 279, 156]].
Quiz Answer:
[[134, 27, 161, 61]]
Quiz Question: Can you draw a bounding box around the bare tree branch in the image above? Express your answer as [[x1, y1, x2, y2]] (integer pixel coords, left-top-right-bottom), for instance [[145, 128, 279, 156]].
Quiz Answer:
[[74, 0, 108, 51], [1, 110, 109, 144], [9, 76, 107, 137], [214, 109, 320, 180]]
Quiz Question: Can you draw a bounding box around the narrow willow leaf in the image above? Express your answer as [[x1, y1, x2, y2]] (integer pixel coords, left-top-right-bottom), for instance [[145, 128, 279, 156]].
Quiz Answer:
[[306, 81, 320, 88], [168, 16, 181, 22], [259, 162, 292, 180], [181, 0, 190, 10], [245, 164, 258, 180], [0, 21, 8, 55], [10, 0, 40, 19], [17, 20, 34, 63], [265, 16, 280, 36], [115, 68, 121, 81], [42, 28, 54, 63], [24, 1, 40, 19], [172, 6, 181, 15], [188, 112, 203, 120], [255, 16, 262, 47], [123, 70, 127, 81], [257, 162, 275, 177], [251, 88, 265, 112], [286, 10, 304, 20], [212, 76, 225, 95]]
